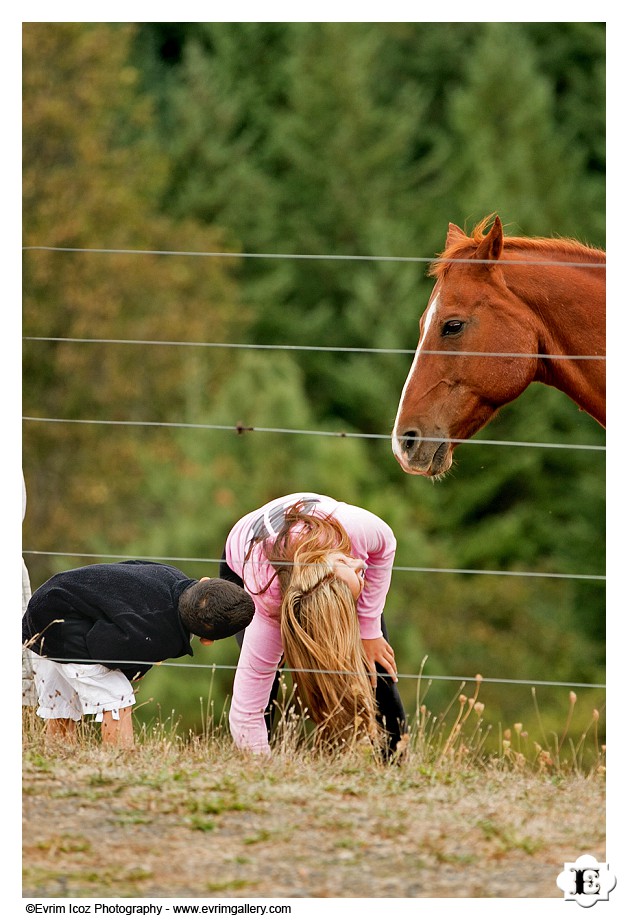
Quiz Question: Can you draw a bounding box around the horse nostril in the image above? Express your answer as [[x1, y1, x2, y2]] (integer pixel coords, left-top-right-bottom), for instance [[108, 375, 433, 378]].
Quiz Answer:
[[400, 430, 420, 454]]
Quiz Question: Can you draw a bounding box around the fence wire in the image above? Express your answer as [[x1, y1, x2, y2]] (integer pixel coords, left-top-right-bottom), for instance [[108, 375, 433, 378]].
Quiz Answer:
[[22, 550, 604, 583], [23, 243, 607, 269], [20, 650, 606, 691], [22, 241, 606, 704]]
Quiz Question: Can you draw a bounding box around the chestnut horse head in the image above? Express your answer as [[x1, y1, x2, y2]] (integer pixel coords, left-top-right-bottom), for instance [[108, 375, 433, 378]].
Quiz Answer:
[[392, 215, 606, 477]]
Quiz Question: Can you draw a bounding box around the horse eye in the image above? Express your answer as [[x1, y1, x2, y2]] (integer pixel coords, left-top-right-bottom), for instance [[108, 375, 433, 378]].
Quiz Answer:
[[442, 320, 464, 336]]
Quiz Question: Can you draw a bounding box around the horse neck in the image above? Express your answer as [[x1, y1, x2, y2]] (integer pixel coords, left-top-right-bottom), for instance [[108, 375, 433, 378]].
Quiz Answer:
[[503, 246, 606, 425]]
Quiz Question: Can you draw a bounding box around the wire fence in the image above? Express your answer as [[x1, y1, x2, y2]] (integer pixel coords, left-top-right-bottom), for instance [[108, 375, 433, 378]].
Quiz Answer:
[[22, 550, 604, 583], [23, 335, 606, 361], [20, 650, 606, 691], [22, 244, 606, 453], [22, 242, 606, 701], [22, 243, 607, 269], [22, 416, 605, 454]]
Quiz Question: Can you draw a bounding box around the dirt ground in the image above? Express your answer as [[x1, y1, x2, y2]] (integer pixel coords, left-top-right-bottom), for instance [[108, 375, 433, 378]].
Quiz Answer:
[[22, 736, 606, 901]]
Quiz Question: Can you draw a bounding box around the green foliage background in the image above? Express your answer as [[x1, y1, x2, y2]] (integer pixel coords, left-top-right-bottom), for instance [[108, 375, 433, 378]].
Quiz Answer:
[[22, 22, 605, 743]]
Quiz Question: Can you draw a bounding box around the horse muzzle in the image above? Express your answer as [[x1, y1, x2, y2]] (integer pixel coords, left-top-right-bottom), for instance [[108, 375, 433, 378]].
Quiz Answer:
[[392, 427, 453, 477]]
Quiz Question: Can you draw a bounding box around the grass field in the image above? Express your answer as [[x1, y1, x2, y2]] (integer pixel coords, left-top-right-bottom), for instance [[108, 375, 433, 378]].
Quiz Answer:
[[22, 683, 606, 901]]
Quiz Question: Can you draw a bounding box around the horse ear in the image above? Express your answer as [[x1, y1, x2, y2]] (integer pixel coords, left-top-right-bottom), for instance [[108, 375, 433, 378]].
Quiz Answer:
[[446, 223, 465, 246], [475, 215, 503, 263]]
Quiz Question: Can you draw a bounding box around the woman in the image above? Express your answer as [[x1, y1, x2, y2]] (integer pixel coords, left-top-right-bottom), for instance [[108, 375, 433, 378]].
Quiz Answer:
[[220, 493, 407, 757]]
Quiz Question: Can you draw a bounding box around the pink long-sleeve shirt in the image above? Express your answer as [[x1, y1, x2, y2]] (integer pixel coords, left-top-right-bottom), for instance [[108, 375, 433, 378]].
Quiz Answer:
[[225, 493, 397, 753]]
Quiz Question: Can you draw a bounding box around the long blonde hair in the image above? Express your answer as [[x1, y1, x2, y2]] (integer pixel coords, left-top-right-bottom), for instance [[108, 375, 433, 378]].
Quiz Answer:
[[262, 503, 381, 750]]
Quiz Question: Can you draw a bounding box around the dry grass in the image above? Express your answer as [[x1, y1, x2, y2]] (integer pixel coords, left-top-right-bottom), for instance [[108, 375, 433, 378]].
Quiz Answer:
[[22, 682, 606, 899]]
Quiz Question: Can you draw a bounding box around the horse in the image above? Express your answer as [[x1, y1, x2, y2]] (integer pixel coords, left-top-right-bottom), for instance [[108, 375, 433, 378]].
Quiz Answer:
[[391, 215, 605, 477]]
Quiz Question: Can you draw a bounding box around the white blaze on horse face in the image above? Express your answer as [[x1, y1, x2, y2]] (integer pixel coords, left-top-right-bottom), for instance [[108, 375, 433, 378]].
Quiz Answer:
[[392, 292, 440, 458], [417, 292, 439, 352]]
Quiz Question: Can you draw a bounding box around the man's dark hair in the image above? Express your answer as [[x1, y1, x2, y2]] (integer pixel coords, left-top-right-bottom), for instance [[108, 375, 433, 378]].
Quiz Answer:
[[178, 578, 254, 640]]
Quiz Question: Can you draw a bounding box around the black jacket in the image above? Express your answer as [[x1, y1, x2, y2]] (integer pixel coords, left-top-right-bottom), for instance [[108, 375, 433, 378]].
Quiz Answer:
[[22, 561, 197, 679]]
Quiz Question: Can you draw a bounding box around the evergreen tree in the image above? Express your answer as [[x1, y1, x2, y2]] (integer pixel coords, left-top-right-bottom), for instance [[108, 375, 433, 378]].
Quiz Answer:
[[22, 23, 242, 587], [24, 22, 605, 736], [446, 22, 588, 236]]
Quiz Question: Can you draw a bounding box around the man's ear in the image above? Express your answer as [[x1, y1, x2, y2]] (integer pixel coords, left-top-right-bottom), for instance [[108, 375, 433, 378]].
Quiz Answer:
[[199, 576, 210, 583]]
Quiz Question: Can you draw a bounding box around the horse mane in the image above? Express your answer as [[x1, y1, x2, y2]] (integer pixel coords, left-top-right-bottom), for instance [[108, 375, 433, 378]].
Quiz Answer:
[[429, 214, 606, 280]]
